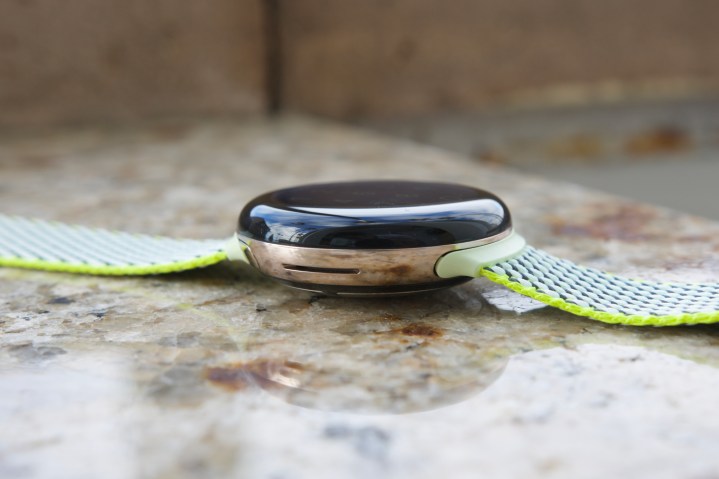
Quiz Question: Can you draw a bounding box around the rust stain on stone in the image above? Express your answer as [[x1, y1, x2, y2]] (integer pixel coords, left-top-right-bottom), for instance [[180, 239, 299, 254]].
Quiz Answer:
[[547, 133, 603, 160], [476, 149, 509, 166], [548, 203, 658, 241], [397, 323, 444, 338], [203, 365, 252, 391], [625, 127, 691, 156], [204, 359, 306, 392]]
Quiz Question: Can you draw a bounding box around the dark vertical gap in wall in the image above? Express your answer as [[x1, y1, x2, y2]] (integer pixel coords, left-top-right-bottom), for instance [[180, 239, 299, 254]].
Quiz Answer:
[[263, 0, 282, 114]]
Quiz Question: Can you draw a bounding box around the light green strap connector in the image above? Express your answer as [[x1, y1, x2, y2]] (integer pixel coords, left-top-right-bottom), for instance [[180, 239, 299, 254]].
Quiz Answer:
[[435, 232, 526, 278], [0, 214, 246, 276], [225, 234, 250, 264]]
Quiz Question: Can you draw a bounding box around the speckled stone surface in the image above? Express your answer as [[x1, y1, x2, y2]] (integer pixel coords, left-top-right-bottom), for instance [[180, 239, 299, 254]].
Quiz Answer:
[[2, 116, 719, 479]]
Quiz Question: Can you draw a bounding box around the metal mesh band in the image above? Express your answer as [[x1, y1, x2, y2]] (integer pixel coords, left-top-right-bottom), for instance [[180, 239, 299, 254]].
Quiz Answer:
[[0, 215, 228, 275], [481, 246, 719, 326]]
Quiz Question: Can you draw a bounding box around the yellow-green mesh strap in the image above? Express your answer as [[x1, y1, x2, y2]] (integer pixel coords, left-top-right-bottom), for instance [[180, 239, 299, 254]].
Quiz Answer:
[[0, 214, 228, 275], [480, 246, 719, 326]]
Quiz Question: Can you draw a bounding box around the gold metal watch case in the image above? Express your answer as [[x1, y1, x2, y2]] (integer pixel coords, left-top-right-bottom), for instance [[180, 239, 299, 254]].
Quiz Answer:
[[238, 229, 513, 296], [235, 180, 514, 296]]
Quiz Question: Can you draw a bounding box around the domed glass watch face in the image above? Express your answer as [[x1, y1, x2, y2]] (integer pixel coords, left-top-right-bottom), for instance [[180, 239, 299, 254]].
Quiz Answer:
[[238, 180, 511, 249]]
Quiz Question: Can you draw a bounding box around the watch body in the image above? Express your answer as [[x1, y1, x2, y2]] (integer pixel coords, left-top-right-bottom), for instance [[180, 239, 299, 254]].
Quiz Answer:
[[237, 181, 512, 295], [2, 180, 719, 325]]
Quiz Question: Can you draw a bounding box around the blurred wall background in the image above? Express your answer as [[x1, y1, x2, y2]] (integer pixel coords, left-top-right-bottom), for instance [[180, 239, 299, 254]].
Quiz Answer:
[[2, 0, 719, 127], [279, 0, 719, 119], [0, 0, 266, 127]]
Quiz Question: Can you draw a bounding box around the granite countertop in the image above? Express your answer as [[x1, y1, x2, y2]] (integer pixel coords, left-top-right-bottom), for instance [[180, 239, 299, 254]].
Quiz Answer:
[[2, 116, 719, 479]]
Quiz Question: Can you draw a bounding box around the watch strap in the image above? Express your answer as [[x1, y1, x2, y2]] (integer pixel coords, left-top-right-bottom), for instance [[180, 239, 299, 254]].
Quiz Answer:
[[480, 246, 719, 326], [3, 214, 719, 326], [0, 214, 230, 275]]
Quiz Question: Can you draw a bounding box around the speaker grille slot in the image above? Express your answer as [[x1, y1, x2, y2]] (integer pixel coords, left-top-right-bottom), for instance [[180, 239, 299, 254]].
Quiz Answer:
[[282, 264, 360, 275]]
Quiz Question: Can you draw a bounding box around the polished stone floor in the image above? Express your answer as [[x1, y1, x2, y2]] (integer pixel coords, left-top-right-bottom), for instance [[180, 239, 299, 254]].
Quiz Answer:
[[2, 116, 719, 478]]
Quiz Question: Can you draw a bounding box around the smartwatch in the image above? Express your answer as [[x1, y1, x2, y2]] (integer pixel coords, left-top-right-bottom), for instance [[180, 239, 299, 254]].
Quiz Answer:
[[1, 180, 717, 326]]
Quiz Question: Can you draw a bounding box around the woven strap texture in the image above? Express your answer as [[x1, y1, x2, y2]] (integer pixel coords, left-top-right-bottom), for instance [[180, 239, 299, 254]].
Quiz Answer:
[[0, 215, 228, 275], [3, 214, 718, 326], [481, 246, 719, 326]]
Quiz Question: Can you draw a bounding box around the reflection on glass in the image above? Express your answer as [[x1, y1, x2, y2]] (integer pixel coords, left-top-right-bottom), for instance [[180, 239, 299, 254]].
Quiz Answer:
[[239, 181, 512, 248], [242, 199, 508, 248]]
